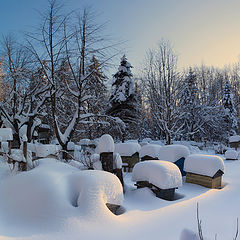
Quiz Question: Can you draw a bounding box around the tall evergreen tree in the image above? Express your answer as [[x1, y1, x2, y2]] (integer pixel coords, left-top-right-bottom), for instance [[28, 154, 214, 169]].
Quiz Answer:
[[107, 55, 141, 141], [222, 80, 238, 135], [178, 68, 204, 140]]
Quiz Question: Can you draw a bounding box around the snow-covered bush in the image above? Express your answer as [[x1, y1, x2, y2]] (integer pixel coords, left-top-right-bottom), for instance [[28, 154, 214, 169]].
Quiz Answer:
[[115, 142, 141, 156], [132, 160, 182, 189], [184, 154, 224, 177]]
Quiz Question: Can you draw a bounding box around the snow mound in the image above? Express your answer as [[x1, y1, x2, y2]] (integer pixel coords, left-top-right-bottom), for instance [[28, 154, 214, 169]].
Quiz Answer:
[[180, 229, 200, 240], [139, 144, 162, 159], [158, 145, 190, 162], [115, 142, 141, 156], [35, 144, 60, 158], [0, 128, 13, 141], [225, 149, 238, 160], [132, 160, 182, 189], [97, 134, 115, 153], [0, 159, 123, 234], [184, 154, 225, 177], [229, 135, 240, 143]]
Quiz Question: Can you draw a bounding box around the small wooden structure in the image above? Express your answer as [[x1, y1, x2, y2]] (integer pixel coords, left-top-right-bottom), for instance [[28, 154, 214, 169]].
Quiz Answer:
[[184, 154, 225, 189], [132, 160, 182, 201], [37, 124, 51, 144], [229, 135, 240, 151], [121, 152, 139, 172], [135, 181, 176, 201], [186, 170, 223, 189]]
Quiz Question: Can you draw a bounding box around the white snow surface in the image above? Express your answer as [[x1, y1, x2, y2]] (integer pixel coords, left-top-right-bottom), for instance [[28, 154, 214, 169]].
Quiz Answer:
[[97, 134, 115, 153], [115, 142, 141, 156], [225, 149, 238, 160], [184, 154, 225, 177], [113, 153, 123, 169], [1, 146, 240, 240], [0, 159, 123, 237], [139, 144, 162, 159], [158, 144, 190, 162], [229, 135, 240, 143], [132, 160, 182, 189], [0, 128, 13, 141], [35, 144, 60, 158]]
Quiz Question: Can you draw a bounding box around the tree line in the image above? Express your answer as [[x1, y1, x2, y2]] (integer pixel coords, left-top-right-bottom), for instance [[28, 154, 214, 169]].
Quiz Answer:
[[0, 1, 238, 156]]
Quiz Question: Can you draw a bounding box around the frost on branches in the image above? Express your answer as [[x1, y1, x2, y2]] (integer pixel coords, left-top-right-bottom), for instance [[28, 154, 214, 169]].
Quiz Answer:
[[107, 55, 141, 140]]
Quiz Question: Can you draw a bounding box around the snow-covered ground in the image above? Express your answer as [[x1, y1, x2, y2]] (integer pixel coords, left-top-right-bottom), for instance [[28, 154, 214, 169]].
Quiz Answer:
[[0, 149, 239, 240]]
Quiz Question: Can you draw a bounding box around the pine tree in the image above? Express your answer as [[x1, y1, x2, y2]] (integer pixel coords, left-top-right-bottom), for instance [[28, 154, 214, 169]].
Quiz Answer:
[[107, 55, 141, 141], [178, 68, 203, 141], [222, 79, 238, 135]]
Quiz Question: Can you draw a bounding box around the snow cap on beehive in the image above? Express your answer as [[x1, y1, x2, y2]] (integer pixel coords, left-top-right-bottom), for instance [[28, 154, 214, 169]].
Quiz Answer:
[[98, 134, 115, 153], [184, 154, 225, 177], [132, 160, 182, 189]]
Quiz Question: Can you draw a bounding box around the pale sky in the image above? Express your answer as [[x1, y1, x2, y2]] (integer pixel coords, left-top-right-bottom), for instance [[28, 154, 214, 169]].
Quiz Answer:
[[0, 0, 240, 73]]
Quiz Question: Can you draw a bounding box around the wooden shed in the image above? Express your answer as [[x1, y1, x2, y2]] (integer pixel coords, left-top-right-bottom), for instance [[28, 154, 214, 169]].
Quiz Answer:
[[184, 154, 225, 189]]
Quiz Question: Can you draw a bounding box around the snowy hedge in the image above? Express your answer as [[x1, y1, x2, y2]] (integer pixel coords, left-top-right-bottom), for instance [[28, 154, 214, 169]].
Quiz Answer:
[[132, 160, 182, 189], [184, 154, 225, 177]]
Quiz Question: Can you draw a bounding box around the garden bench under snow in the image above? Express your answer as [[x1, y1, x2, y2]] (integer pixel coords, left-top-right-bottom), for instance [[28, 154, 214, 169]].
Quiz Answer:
[[132, 160, 182, 200]]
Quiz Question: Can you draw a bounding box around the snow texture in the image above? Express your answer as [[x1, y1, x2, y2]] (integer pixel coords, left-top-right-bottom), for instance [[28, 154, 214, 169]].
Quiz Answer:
[[35, 144, 60, 158], [115, 142, 141, 156], [113, 153, 123, 169], [139, 144, 162, 159], [158, 144, 190, 162], [132, 160, 182, 189], [0, 159, 123, 235], [180, 229, 200, 240], [0, 128, 13, 141], [229, 135, 240, 143], [184, 154, 225, 177], [225, 149, 238, 160], [97, 134, 115, 153]]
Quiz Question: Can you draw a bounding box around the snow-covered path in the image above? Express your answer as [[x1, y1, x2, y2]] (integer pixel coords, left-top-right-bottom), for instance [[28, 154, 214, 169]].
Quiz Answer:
[[0, 158, 239, 240]]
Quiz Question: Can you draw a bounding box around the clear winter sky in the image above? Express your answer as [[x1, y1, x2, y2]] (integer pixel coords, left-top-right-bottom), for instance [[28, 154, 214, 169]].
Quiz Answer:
[[1, 0, 240, 74]]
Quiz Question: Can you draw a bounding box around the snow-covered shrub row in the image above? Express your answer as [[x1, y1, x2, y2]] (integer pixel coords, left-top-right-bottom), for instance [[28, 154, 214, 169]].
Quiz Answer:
[[225, 149, 238, 160], [115, 142, 141, 156], [132, 160, 182, 189], [184, 154, 224, 177]]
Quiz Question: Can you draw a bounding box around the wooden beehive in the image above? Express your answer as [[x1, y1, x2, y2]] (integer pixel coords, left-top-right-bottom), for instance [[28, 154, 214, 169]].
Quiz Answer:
[[185, 170, 223, 189], [121, 152, 139, 172], [141, 155, 158, 161], [135, 181, 176, 201]]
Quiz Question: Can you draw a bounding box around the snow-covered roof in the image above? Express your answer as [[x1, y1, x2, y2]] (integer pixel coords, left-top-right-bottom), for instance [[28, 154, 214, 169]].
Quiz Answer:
[[229, 135, 240, 143], [225, 149, 238, 160], [0, 128, 13, 141], [97, 134, 115, 153], [115, 142, 141, 156], [132, 160, 182, 189], [184, 154, 225, 177], [139, 144, 162, 159], [158, 145, 190, 162]]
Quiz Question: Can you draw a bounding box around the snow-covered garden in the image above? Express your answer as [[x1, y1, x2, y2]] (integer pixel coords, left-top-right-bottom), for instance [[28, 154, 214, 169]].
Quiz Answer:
[[0, 134, 239, 240]]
